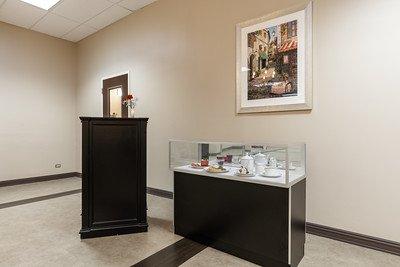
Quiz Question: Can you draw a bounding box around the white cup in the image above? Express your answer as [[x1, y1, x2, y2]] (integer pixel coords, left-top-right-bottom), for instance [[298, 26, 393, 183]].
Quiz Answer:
[[255, 163, 265, 174]]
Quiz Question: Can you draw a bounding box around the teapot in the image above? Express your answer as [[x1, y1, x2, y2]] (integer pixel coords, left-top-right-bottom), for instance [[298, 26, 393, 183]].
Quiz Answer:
[[240, 153, 255, 172], [254, 152, 268, 165]]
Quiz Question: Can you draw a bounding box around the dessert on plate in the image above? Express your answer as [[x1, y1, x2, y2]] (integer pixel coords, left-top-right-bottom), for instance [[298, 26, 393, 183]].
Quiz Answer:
[[200, 159, 209, 166], [236, 166, 255, 177], [238, 166, 250, 175], [206, 165, 228, 173], [191, 162, 205, 169]]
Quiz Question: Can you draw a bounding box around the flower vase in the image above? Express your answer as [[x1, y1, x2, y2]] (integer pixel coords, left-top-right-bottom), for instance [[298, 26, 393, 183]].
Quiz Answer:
[[128, 107, 135, 118]]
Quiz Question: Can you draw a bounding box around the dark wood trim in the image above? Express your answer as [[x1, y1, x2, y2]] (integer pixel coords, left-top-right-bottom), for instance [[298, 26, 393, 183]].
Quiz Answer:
[[0, 189, 82, 209], [80, 224, 148, 239], [80, 117, 148, 121], [147, 187, 173, 199], [306, 223, 400, 256], [0, 172, 81, 187], [132, 238, 207, 267]]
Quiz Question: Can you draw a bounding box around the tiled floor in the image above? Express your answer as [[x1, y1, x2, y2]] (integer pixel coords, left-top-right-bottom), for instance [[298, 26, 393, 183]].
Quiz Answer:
[[0, 177, 81, 204], [183, 234, 400, 267], [0, 178, 399, 266]]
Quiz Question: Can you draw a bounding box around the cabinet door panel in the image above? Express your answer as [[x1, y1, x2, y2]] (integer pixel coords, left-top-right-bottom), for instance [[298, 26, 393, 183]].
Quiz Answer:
[[91, 123, 139, 226]]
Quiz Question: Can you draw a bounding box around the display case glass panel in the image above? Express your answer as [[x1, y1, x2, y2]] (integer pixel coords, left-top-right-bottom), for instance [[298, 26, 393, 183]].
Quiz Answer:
[[169, 140, 306, 187]]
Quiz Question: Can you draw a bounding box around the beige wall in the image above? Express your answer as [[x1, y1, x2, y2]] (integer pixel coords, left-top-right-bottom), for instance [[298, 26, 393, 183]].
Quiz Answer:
[[0, 22, 77, 181], [76, 0, 400, 242]]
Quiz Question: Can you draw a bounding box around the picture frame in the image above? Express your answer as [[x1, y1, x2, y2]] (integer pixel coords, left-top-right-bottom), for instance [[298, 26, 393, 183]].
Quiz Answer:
[[236, 2, 313, 114]]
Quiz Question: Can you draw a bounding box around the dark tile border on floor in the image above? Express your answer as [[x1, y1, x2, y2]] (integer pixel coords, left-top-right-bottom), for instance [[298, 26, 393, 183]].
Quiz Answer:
[[0, 172, 81, 187], [306, 222, 400, 256], [0, 189, 82, 209], [132, 238, 207, 267]]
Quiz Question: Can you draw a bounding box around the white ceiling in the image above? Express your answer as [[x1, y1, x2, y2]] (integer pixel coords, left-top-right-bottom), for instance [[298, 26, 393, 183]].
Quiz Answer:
[[0, 0, 157, 42]]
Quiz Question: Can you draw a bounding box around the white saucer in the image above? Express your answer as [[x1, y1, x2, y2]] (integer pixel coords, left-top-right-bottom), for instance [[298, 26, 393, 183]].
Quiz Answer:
[[260, 169, 282, 178]]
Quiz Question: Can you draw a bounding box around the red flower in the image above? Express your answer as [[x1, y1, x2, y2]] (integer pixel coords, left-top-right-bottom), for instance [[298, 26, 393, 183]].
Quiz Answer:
[[125, 94, 133, 100]]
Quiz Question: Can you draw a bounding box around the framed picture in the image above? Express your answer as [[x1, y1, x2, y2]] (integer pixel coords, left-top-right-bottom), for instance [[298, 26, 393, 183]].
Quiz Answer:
[[236, 2, 313, 113]]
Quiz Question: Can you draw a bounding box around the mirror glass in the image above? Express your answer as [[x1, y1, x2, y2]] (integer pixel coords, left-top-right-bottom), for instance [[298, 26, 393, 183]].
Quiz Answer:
[[109, 87, 122, 117]]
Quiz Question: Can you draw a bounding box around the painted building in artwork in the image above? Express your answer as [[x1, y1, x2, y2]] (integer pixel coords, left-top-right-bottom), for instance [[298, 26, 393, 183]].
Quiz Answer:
[[247, 29, 269, 81], [247, 20, 299, 99], [277, 20, 298, 93]]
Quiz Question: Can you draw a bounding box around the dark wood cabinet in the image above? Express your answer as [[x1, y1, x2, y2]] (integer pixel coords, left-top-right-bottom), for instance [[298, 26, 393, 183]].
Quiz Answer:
[[174, 172, 306, 267], [80, 117, 148, 239]]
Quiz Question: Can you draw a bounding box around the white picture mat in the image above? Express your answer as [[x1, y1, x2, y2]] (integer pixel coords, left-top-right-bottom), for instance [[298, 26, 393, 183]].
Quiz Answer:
[[235, 1, 313, 113]]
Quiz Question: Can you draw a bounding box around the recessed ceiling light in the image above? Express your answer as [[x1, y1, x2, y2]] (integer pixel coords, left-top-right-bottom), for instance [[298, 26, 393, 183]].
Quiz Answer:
[[20, 0, 62, 10]]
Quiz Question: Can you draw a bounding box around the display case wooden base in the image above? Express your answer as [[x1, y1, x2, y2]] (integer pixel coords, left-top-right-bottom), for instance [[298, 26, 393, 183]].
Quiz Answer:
[[174, 171, 306, 267]]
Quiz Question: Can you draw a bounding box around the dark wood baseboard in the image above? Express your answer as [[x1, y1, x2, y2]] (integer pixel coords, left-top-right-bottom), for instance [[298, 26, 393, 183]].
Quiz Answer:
[[306, 222, 400, 256], [0, 172, 81, 187], [147, 187, 173, 199]]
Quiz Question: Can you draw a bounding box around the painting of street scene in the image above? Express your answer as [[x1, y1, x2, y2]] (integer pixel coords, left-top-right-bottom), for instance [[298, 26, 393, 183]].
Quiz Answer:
[[247, 20, 298, 100]]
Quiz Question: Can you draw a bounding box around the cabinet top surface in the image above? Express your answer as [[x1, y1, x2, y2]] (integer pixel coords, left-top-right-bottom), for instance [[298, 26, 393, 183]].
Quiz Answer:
[[80, 117, 149, 122]]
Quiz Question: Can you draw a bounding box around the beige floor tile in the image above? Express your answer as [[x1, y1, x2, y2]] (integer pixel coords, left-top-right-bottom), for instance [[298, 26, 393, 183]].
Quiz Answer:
[[182, 235, 400, 267], [0, 177, 81, 204], [183, 234, 400, 267], [0, 193, 180, 266], [300, 234, 400, 267]]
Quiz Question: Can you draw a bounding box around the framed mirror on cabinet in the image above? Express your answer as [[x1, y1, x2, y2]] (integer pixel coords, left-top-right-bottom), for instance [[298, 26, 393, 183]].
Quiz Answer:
[[102, 73, 128, 118]]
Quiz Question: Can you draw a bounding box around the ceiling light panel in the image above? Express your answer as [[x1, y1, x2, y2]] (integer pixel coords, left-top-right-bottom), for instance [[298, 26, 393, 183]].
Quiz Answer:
[[20, 0, 61, 10], [21, 0, 60, 10]]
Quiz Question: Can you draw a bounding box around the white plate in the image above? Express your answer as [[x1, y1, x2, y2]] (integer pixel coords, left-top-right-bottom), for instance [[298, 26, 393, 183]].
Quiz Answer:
[[190, 165, 207, 169], [235, 172, 255, 177], [260, 172, 282, 178]]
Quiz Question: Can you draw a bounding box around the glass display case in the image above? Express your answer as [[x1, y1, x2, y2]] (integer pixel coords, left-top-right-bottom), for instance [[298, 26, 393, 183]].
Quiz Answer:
[[169, 140, 306, 187]]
